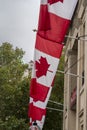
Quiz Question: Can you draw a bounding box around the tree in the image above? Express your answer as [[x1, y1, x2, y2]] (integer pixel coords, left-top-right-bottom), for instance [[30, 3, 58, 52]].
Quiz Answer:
[[0, 42, 65, 130], [0, 43, 29, 130]]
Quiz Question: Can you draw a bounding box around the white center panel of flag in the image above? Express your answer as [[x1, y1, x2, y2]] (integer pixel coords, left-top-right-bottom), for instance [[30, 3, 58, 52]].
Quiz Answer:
[[48, 0, 78, 19], [34, 49, 59, 87]]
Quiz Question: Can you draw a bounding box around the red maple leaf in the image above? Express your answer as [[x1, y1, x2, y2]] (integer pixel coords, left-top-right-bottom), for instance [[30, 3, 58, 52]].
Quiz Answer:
[[48, 0, 63, 4], [35, 56, 50, 78]]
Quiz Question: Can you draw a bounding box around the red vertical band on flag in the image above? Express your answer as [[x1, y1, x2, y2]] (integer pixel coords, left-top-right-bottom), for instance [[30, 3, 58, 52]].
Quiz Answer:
[[35, 34, 63, 59], [38, 5, 70, 43], [48, 0, 63, 4], [29, 103, 46, 121], [30, 78, 50, 102], [38, 5, 51, 31], [45, 13, 70, 43]]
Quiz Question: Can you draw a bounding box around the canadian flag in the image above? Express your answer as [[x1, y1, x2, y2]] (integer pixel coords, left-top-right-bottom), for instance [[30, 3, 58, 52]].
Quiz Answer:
[[28, 0, 78, 129]]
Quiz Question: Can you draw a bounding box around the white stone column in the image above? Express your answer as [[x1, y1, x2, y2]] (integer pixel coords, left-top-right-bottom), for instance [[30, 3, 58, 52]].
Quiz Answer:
[[76, 28, 80, 130], [66, 50, 77, 130], [84, 7, 87, 130]]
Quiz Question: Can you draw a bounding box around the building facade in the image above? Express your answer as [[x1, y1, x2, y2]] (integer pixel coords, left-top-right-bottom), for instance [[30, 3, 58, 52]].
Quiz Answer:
[[63, 0, 87, 130]]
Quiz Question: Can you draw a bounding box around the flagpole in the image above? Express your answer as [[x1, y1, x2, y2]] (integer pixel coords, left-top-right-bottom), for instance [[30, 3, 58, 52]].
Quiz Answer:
[[49, 99, 63, 106], [57, 70, 84, 79], [46, 107, 63, 112], [65, 35, 87, 41]]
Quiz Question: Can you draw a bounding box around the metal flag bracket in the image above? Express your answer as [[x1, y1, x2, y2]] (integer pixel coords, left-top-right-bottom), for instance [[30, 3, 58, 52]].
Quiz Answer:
[[29, 121, 41, 130]]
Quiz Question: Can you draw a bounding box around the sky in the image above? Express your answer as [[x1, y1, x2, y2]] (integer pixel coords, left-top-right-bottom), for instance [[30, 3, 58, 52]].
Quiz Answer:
[[0, 0, 40, 63]]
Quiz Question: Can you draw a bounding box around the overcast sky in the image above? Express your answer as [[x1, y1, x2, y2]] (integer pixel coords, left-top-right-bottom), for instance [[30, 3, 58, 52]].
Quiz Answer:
[[0, 0, 40, 63]]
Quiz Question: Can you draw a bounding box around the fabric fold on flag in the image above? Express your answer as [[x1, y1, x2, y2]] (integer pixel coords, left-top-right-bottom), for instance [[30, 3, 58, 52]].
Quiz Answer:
[[28, 0, 78, 129], [35, 34, 63, 58]]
